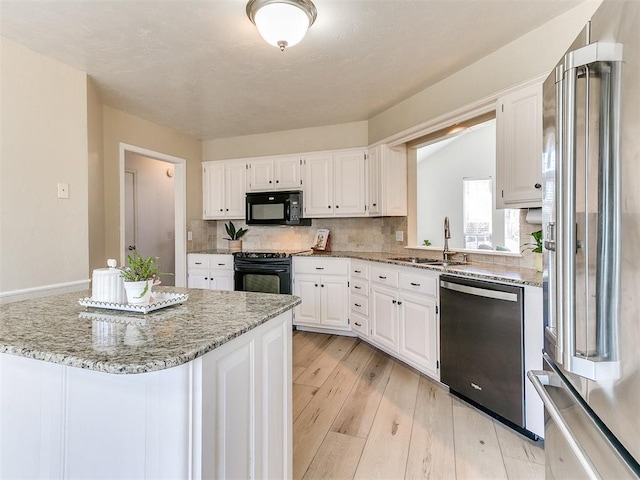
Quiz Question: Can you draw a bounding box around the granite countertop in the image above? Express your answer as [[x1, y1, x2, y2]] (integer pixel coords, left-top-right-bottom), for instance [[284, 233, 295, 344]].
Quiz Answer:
[[295, 251, 542, 287], [0, 288, 300, 375]]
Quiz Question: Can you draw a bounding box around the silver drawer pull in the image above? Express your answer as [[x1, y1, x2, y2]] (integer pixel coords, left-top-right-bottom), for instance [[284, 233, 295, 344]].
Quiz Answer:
[[316, 267, 324, 270], [218, 263, 226, 266], [378, 275, 387, 280], [354, 286, 362, 289], [354, 322, 362, 327], [354, 270, 362, 273], [195, 262, 202, 265], [355, 303, 362, 308], [410, 282, 421, 287]]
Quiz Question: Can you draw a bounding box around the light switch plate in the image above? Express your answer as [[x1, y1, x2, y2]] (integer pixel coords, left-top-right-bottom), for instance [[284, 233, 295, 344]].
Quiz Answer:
[[395, 231, 404, 241], [57, 183, 69, 199]]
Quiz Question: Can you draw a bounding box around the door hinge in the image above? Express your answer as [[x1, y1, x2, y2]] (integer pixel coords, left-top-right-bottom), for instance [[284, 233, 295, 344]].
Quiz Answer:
[[437, 360, 440, 369], [436, 305, 439, 314], [300, 179, 302, 185], [501, 104, 504, 112]]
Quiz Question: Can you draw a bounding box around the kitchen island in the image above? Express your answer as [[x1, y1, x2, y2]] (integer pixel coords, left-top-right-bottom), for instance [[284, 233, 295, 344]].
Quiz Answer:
[[0, 288, 300, 479]]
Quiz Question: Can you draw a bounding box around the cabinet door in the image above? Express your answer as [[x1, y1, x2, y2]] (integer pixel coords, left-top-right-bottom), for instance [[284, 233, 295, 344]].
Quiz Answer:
[[496, 83, 543, 208], [211, 271, 234, 292], [303, 154, 333, 217], [399, 293, 439, 379], [381, 145, 408, 216], [370, 286, 399, 352], [203, 163, 225, 219], [367, 147, 381, 216], [274, 155, 301, 190], [247, 157, 274, 191], [293, 275, 321, 326], [188, 269, 213, 289], [320, 276, 349, 330], [225, 161, 246, 218], [334, 150, 366, 216]]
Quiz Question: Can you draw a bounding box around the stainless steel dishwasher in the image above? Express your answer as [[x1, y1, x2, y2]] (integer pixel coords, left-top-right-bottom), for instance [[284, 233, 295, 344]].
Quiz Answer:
[[440, 275, 526, 432]]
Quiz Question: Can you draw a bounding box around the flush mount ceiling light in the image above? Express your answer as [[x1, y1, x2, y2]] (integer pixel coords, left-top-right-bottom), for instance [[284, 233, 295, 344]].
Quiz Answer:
[[246, 0, 317, 51]]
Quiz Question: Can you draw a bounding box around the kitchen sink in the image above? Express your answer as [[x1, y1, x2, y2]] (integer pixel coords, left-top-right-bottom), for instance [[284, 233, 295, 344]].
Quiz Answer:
[[387, 256, 467, 267]]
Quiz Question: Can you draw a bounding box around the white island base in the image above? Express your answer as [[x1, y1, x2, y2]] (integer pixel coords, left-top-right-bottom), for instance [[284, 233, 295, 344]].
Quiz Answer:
[[0, 311, 292, 479]]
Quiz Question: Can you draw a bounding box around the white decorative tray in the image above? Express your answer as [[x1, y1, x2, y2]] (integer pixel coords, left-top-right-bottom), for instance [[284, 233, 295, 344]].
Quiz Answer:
[[78, 292, 189, 314]]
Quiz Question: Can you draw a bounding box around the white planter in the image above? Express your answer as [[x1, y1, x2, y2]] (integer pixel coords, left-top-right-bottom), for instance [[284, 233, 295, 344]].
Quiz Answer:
[[228, 240, 243, 253], [533, 252, 543, 272], [123, 279, 154, 305]]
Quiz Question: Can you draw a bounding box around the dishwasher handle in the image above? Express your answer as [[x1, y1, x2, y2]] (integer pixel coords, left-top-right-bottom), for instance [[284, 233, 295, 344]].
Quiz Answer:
[[440, 280, 519, 302]]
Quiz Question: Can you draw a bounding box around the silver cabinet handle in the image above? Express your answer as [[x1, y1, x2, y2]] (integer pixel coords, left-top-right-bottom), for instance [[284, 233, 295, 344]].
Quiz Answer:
[[378, 275, 387, 280], [410, 282, 420, 287], [354, 285, 361, 290], [316, 267, 324, 270], [354, 303, 362, 308], [354, 322, 362, 327]]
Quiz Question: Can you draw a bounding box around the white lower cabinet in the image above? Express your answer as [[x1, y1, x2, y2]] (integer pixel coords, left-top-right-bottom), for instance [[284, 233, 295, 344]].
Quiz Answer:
[[0, 312, 292, 479], [367, 265, 440, 380], [187, 254, 234, 291], [293, 257, 350, 332]]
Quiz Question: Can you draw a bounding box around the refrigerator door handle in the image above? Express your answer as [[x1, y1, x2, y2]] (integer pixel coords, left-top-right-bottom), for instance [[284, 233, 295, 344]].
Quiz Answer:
[[527, 370, 600, 480], [561, 42, 623, 381]]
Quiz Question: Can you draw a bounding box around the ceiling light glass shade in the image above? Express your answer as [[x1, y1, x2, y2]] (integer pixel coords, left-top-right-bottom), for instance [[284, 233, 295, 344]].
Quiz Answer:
[[247, 0, 317, 51]]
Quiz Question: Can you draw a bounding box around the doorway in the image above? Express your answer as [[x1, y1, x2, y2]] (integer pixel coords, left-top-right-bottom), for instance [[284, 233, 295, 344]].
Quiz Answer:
[[119, 144, 187, 287]]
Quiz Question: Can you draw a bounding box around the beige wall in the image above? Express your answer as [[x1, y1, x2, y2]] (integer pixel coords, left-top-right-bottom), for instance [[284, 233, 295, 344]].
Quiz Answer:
[[202, 121, 368, 160], [0, 38, 89, 293], [101, 106, 202, 261], [368, 0, 602, 144], [87, 77, 105, 273]]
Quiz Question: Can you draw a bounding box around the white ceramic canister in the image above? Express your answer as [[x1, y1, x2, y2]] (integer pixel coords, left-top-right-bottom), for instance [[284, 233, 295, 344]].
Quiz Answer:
[[91, 259, 126, 303]]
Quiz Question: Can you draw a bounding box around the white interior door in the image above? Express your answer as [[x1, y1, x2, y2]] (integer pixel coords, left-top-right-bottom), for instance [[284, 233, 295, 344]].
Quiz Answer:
[[124, 170, 137, 254]]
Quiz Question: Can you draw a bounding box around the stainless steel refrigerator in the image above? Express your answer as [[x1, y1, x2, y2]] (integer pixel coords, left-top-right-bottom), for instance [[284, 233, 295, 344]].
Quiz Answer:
[[527, 0, 640, 478]]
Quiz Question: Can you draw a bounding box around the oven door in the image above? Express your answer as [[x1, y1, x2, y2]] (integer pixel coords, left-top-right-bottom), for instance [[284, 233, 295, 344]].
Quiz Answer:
[[234, 260, 292, 294]]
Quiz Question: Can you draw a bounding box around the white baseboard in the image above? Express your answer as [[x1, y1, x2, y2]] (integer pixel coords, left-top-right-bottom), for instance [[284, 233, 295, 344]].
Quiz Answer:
[[0, 279, 90, 304]]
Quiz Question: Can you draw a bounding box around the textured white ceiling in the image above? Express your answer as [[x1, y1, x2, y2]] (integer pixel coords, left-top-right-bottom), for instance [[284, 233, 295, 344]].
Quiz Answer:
[[0, 0, 581, 140]]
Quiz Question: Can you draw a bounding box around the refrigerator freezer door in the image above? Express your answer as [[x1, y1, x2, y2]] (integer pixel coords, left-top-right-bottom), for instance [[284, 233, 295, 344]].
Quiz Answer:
[[528, 356, 640, 478]]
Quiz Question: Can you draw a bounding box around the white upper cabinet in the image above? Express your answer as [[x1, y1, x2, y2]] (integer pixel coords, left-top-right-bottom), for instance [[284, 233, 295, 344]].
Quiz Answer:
[[203, 160, 246, 219], [246, 155, 301, 192], [496, 82, 543, 208], [367, 144, 407, 216], [303, 148, 366, 218]]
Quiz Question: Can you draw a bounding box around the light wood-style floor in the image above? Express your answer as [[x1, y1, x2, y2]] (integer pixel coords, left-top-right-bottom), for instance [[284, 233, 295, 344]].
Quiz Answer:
[[292, 331, 545, 480]]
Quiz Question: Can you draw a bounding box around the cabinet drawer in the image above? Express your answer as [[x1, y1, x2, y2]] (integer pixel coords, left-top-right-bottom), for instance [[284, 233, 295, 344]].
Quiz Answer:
[[294, 258, 349, 276], [370, 267, 399, 288], [399, 273, 437, 297], [208, 255, 233, 270], [350, 293, 369, 316], [350, 279, 369, 297], [188, 254, 210, 269], [351, 262, 369, 280], [351, 312, 368, 336]]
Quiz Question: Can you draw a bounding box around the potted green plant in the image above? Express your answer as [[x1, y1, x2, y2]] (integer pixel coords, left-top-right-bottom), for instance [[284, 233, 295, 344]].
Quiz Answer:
[[522, 229, 543, 272], [224, 221, 248, 253], [119, 249, 160, 304]]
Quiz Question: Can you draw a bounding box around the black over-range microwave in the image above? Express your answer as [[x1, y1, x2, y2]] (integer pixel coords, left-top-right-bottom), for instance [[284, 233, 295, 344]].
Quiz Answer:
[[246, 190, 311, 226]]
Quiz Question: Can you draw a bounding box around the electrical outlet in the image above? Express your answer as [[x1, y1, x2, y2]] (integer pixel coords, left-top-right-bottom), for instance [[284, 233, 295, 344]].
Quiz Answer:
[[57, 183, 69, 199], [187, 231, 193, 241], [395, 231, 404, 241]]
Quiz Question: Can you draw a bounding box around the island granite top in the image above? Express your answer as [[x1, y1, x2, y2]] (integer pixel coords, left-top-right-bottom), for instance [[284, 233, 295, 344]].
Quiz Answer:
[[0, 288, 300, 375]]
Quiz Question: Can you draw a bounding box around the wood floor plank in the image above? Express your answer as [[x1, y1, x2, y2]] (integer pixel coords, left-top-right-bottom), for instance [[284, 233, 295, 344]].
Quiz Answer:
[[293, 383, 319, 422], [452, 399, 508, 480], [293, 333, 334, 369], [302, 431, 366, 480], [405, 376, 456, 479], [293, 341, 374, 480], [353, 361, 420, 479], [330, 348, 393, 438], [503, 456, 545, 480], [295, 336, 358, 387], [494, 420, 545, 465], [293, 365, 307, 382], [293, 330, 313, 355]]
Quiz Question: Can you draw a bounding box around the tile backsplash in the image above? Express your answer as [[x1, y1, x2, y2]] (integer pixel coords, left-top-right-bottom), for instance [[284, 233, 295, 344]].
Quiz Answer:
[[188, 210, 541, 270]]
